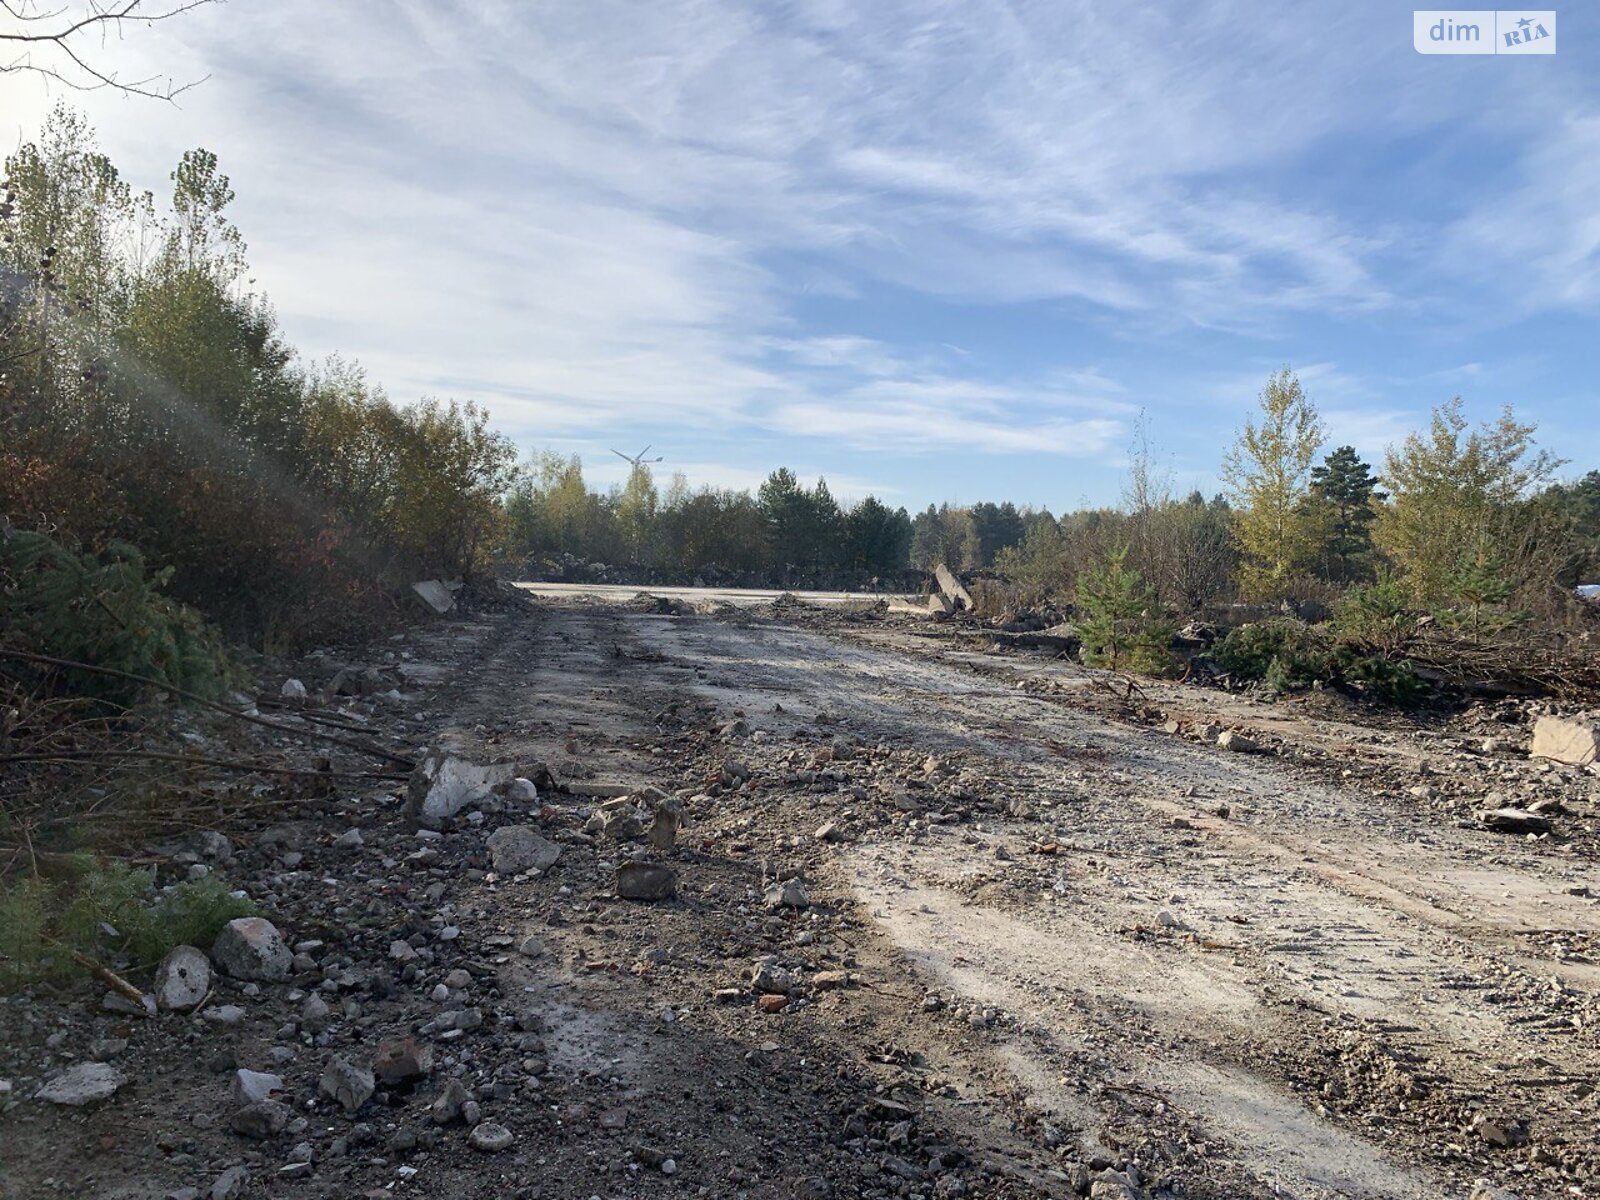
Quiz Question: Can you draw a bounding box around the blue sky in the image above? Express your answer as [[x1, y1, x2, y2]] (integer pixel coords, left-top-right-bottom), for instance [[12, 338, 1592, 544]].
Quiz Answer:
[[3, 2, 1597, 510]]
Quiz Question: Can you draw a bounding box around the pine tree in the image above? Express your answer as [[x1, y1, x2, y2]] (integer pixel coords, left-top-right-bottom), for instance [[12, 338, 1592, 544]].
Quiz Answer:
[[1074, 547, 1172, 674], [1222, 369, 1326, 600], [1309, 445, 1385, 581]]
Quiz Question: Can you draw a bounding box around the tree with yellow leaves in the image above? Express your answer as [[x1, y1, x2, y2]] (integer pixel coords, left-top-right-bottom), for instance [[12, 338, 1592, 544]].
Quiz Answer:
[[1221, 369, 1326, 601]]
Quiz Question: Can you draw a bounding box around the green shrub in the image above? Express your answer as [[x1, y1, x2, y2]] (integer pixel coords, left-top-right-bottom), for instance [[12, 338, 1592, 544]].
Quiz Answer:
[[1336, 649, 1426, 705], [1213, 616, 1428, 705], [1212, 619, 1333, 688], [0, 857, 255, 986], [0, 529, 233, 704], [1332, 579, 1417, 653], [1074, 547, 1173, 674]]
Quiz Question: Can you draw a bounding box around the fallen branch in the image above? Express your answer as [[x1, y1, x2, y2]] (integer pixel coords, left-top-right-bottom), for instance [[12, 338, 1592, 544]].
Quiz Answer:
[[0, 648, 414, 768], [67, 949, 150, 1013], [0, 749, 401, 780]]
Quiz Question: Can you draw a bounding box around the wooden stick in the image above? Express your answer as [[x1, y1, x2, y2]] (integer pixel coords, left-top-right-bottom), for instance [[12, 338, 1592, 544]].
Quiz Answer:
[[68, 949, 151, 1013]]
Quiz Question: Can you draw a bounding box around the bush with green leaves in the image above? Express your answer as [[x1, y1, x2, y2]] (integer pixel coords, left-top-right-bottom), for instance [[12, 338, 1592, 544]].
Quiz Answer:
[[0, 528, 232, 704], [1211, 618, 1334, 690], [1075, 547, 1173, 674], [1331, 579, 1417, 654], [1213, 616, 1426, 704], [0, 856, 255, 986]]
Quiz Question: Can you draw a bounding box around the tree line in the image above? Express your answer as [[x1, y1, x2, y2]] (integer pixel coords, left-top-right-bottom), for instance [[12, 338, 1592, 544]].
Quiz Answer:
[[502, 458, 916, 583]]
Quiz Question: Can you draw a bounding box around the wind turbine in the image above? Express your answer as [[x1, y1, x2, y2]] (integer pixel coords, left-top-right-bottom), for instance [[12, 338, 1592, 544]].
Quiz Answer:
[[611, 445, 664, 469]]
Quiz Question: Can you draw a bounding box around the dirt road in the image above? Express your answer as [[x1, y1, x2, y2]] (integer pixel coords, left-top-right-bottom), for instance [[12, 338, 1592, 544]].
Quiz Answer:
[[437, 597, 1598, 1198], [10, 594, 1597, 1200]]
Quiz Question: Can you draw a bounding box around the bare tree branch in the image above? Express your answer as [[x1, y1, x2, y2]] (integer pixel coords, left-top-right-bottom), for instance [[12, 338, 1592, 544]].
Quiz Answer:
[[0, 0, 218, 101]]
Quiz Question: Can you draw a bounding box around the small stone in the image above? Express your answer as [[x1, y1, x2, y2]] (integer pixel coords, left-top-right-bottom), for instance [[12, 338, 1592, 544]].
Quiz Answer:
[[231, 1100, 291, 1140], [814, 822, 844, 843], [516, 935, 545, 958], [486, 825, 561, 874], [154, 945, 211, 1013], [318, 1057, 375, 1114], [202, 1004, 246, 1026], [36, 1063, 124, 1106], [389, 939, 418, 963], [431, 1079, 469, 1125], [212, 918, 293, 982], [300, 994, 332, 1032], [210, 1165, 250, 1200], [374, 1037, 433, 1085], [232, 1069, 284, 1106], [468, 1121, 514, 1152], [758, 994, 790, 1013], [751, 960, 794, 994], [331, 828, 363, 851], [1472, 1113, 1528, 1148], [616, 861, 677, 901], [1216, 730, 1257, 753], [102, 990, 157, 1017], [764, 879, 811, 910], [280, 678, 307, 701], [507, 777, 539, 803]]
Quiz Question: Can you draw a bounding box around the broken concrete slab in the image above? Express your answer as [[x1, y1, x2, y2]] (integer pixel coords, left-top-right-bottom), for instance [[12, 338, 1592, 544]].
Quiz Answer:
[[933, 564, 973, 611], [1529, 714, 1600, 765], [406, 750, 518, 829], [411, 580, 456, 615], [1477, 807, 1552, 835]]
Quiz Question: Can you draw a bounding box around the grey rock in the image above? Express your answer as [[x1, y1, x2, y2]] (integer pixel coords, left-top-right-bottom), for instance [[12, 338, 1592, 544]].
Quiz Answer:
[[318, 1057, 374, 1114], [231, 1100, 291, 1139], [1216, 729, 1258, 753], [202, 1004, 246, 1026], [210, 1166, 250, 1200], [154, 945, 211, 1012], [1089, 1172, 1144, 1200], [468, 1121, 514, 1152], [586, 798, 648, 840], [232, 1068, 283, 1106], [331, 828, 363, 851], [615, 861, 677, 901], [280, 678, 307, 701], [212, 917, 292, 982], [506, 777, 540, 803], [751, 960, 795, 994], [301, 994, 332, 1032], [430, 1079, 469, 1125], [195, 831, 233, 861], [485, 825, 561, 874], [764, 879, 811, 909], [36, 1062, 124, 1106]]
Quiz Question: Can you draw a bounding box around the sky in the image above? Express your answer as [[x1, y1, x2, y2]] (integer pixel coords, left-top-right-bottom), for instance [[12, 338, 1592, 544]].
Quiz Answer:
[[2, 1, 1597, 511]]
